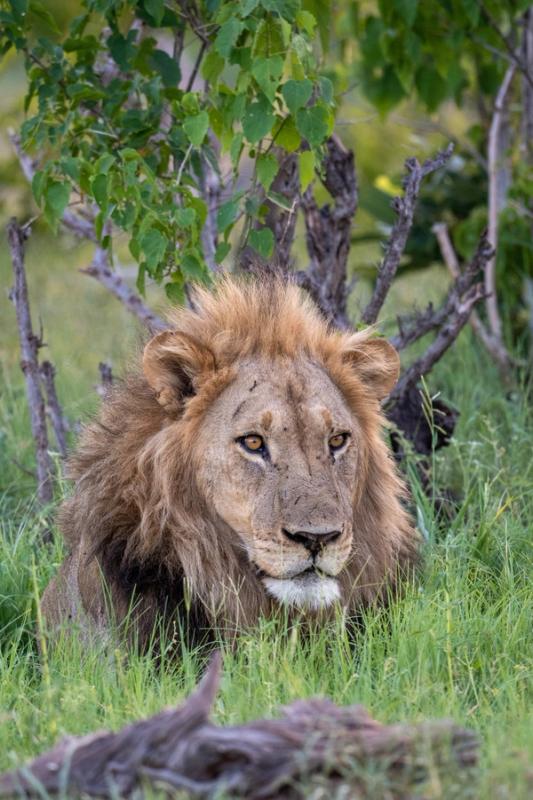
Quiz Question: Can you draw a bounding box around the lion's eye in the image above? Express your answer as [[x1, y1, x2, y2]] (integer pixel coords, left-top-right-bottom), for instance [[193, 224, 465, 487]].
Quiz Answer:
[[329, 433, 349, 452], [239, 434, 266, 454]]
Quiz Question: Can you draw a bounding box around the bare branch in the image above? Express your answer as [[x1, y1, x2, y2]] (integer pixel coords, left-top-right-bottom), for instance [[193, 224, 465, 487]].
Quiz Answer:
[[431, 223, 514, 373], [81, 248, 167, 334], [298, 135, 358, 326], [486, 64, 516, 340], [199, 143, 222, 273], [388, 284, 486, 405], [7, 219, 54, 505], [391, 231, 492, 352], [520, 9, 533, 163], [39, 361, 68, 460], [185, 40, 207, 92], [0, 652, 478, 799], [361, 144, 454, 326]]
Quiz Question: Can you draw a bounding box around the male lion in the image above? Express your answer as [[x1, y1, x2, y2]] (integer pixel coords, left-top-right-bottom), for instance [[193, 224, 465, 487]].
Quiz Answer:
[[42, 279, 418, 649]]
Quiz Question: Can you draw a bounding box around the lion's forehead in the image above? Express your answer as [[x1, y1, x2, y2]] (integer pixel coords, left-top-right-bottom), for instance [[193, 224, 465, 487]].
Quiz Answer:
[[219, 358, 353, 433]]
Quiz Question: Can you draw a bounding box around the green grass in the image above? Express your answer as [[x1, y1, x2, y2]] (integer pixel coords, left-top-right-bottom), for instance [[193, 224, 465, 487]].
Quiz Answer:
[[0, 237, 532, 797]]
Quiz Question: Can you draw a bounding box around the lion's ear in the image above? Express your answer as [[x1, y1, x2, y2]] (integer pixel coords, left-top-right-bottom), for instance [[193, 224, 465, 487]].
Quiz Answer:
[[143, 330, 216, 414], [341, 334, 400, 400]]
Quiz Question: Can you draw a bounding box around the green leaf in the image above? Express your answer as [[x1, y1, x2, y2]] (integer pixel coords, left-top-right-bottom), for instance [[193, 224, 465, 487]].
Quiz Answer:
[[215, 241, 231, 263], [249, 226, 274, 259], [253, 17, 284, 57], [141, 228, 167, 270], [136, 263, 146, 296], [9, 0, 28, 24], [230, 132, 244, 169], [274, 116, 301, 151], [151, 49, 181, 87], [242, 0, 260, 15], [215, 19, 243, 58], [243, 95, 275, 143], [295, 104, 329, 147], [252, 55, 284, 102], [181, 253, 204, 280], [32, 171, 46, 205], [360, 16, 385, 65], [176, 207, 196, 227], [202, 50, 225, 83], [298, 150, 315, 192], [261, 0, 299, 22], [393, 0, 418, 27], [460, 0, 480, 25], [44, 180, 70, 229], [362, 64, 406, 114], [107, 31, 137, 71], [318, 76, 334, 105], [29, 1, 60, 34], [256, 153, 278, 191], [144, 0, 165, 26], [302, 0, 331, 51], [296, 10, 316, 36], [217, 198, 240, 232], [281, 78, 313, 114], [183, 110, 209, 146], [415, 65, 448, 111], [95, 154, 115, 175], [92, 173, 108, 211], [165, 280, 185, 304]]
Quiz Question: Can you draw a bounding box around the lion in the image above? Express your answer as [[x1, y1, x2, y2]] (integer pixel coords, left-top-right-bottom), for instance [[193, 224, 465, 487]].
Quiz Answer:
[[41, 278, 418, 650]]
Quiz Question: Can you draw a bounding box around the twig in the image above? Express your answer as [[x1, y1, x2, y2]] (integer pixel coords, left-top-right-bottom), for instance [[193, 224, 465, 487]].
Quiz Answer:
[[361, 144, 454, 325], [480, 3, 533, 89], [299, 135, 358, 327], [173, 26, 185, 65], [388, 283, 487, 405], [431, 223, 514, 373], [0, 652, 479, 799], [185, 40, 207, 92], [199, 144, 222, 273], [7, 219, 54, 505], [521, 10, 533, 162], [39, 361, 68, 460], [391, 231, 493, 352], [82, 248, 167, 333], [486, 64, 516, 342], [176, 142, 193, 187]]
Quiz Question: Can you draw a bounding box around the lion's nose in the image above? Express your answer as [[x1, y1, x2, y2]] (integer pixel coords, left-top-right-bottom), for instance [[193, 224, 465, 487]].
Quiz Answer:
[[282, 528, 342, 554]]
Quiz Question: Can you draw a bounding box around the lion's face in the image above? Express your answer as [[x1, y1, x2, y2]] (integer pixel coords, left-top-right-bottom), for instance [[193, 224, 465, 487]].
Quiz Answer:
[[194, 357, 360, 610], [141, 280, 408, 619]]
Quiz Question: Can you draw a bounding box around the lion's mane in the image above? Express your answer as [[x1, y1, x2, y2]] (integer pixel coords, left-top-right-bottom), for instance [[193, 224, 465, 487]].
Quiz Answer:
[[52, 279, 418, 648]]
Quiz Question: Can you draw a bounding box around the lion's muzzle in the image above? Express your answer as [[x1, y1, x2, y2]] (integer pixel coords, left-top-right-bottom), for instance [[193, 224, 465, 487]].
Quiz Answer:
[[281, 527, 342, 555]]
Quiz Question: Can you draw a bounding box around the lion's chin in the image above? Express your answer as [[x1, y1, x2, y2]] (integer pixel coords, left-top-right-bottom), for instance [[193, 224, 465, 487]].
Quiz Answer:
[[262, 573, 341, 610]]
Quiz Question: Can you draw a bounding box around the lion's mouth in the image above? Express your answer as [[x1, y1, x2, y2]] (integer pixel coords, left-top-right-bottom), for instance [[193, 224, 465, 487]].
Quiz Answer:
[[253, 563, 333, 580], [259, 567, 341, 610]]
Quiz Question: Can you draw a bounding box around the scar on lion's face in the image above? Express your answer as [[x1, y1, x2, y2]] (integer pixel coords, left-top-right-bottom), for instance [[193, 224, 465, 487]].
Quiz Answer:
[[194, 357, 360, 609]]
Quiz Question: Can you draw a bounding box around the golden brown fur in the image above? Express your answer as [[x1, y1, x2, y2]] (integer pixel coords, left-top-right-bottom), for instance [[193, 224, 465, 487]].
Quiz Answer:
[[41, 278, 419, 649]]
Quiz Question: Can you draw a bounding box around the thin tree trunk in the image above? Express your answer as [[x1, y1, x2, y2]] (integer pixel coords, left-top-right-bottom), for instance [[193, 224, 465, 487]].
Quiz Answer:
[[7, 219, 54, 505]]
